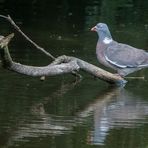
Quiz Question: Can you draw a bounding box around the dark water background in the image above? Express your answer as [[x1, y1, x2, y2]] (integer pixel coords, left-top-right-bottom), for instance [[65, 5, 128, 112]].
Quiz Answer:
[[0, 0, 148, 147]]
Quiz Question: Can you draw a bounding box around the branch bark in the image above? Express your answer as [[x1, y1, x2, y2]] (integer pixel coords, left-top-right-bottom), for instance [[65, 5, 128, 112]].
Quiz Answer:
[[0, 34, 126, 85]]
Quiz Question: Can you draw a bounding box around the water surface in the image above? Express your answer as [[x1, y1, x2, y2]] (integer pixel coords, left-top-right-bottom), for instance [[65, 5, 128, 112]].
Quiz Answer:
[[0, 0, 148, 148]]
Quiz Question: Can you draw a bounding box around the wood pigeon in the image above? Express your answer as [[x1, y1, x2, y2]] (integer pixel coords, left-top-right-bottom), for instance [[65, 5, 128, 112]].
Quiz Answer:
[[91, 23, 148, 77]]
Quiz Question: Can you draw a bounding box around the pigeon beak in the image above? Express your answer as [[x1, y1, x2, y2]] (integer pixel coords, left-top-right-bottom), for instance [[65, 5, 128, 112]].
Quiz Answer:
[[91, 26, 97, 32]]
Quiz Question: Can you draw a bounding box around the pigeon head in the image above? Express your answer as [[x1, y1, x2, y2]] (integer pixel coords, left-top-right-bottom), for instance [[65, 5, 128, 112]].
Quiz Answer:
[[91, 23, 112, 42], [91, 23, 108, 32]]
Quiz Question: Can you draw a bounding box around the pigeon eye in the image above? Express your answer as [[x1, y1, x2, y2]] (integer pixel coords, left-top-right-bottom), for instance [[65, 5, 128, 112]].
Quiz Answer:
[[98, 24, 103, 28], [97, 25, 101, 28]]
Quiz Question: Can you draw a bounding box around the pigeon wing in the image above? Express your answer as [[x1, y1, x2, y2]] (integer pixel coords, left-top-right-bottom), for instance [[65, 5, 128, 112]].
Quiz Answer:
[[104, 42, 148, 68]]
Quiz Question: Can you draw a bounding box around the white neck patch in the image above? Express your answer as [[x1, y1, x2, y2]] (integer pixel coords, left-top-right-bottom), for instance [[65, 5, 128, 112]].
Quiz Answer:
[[103, 37, 112, 44]]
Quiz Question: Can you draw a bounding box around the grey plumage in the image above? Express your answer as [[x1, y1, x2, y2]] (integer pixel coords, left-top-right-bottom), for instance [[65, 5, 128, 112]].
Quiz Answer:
[[91, 23, 148, 76]]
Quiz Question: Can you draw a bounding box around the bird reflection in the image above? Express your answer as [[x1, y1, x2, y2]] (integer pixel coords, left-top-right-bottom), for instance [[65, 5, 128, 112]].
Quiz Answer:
[[84, 87, 148, 145], [30, 84, 148, 146]]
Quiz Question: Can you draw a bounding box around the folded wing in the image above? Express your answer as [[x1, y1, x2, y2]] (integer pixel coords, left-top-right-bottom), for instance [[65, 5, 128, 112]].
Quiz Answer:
[[104, 42, 148, 68]]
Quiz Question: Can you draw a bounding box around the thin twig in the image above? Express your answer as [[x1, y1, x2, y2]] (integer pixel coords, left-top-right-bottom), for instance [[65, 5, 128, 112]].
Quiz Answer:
[[125, 76, 145, 80], [0, 14, 55, 60]]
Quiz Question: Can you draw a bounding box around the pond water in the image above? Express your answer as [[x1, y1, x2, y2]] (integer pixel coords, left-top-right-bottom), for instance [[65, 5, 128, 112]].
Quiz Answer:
[[0, 0, 148, 148]]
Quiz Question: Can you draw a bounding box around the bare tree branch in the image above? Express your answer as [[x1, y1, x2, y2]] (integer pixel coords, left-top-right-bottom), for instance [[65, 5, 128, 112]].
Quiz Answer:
[[0, 15, 83, 78], [0, 34, 126, 85], [0, 14, 77, 79], [0, 15, 126, 85]]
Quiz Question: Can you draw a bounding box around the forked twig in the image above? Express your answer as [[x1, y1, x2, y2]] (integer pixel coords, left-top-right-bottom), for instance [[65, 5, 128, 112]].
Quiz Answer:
[[0, 14, 82, 78]]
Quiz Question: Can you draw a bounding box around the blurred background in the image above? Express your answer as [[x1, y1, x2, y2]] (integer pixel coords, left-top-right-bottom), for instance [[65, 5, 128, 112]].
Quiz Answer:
[[0, 0, 148, 148]]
